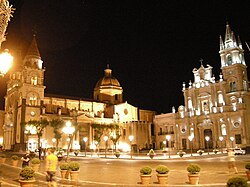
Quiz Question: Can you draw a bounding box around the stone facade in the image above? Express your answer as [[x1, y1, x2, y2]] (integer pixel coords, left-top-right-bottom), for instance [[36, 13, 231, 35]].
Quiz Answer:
[[1, 35, 155, 152], [154, 24, 250, 153]]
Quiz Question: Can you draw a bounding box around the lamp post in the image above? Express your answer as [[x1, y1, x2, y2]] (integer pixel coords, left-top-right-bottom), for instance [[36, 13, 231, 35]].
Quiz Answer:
[[0, 1, 14, 76], [166, 135, 171, 158], [230, 136, 235, 149], [104, 136, 108, 158], [188, 136, 194, 156], [128, 135, 134, 159], [219, 136, 223, 153], [0, 49, 13, 76], [83, 137, 88, 157], [62, 121, 75, 161], [205, 136, 210, 155], [52, 138, 56, 148]]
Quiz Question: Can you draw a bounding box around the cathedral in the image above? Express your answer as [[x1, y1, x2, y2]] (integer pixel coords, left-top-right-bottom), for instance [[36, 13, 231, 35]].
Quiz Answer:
[[1, 35, 155, 152], [154, 23, 250, 153]]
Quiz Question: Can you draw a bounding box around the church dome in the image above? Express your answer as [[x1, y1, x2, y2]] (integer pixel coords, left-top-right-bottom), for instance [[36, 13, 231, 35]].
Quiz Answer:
[[95, 65, 121, 87]]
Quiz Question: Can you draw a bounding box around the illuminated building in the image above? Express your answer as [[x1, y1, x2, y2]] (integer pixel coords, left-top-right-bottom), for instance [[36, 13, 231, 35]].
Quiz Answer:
[[2, 35, 155, 151], [154, 23, 250, 153]]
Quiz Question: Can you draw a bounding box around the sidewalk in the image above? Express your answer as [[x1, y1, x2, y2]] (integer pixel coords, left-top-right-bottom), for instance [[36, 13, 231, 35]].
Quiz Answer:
[[0, 152, 250, 186]]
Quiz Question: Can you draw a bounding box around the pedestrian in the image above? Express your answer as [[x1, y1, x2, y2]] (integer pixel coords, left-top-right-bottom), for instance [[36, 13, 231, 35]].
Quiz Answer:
[[21, 150, 30, 168], [45, 148, 58, 187], [228, 149, 238, 174]]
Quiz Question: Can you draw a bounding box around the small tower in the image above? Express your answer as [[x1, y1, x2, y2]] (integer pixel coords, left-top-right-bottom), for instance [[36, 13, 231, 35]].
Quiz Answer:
[[219, 23, 248, 92], [4, 35, 46, 150], [94, 65, 123, 105]]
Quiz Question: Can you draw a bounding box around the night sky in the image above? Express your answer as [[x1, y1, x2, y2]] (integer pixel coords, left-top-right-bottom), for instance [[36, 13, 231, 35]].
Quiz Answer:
[[1, 1, 250, 114]]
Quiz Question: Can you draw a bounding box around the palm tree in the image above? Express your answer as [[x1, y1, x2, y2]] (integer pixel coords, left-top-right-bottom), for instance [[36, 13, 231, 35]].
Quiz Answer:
[[50, 119, 64, 149], [25, 119, 49, 159]]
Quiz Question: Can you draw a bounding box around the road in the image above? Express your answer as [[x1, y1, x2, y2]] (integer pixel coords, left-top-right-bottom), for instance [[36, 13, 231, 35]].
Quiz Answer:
[[1, 152, 250, 186]]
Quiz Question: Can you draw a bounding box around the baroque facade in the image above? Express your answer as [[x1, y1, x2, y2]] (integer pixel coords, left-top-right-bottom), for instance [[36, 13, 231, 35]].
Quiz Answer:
[[154, 24, 250, 153], [1, 35, 155, 152]]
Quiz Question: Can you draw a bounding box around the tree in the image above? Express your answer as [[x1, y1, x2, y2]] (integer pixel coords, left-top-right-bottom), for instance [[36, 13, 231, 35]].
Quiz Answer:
[[91, 123, 122, 152], [25, 119, 49, 159], [109, 124, 122, 151], [50, 119, 64, 149]]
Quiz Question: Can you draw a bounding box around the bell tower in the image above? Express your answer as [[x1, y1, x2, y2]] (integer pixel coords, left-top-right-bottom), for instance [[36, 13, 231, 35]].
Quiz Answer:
[[219, 23, 248, 93], [4, 35, 46, 151]]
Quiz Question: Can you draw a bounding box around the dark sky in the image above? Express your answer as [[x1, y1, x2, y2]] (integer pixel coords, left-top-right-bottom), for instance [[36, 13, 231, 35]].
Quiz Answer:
[[1, 0, 250, 114]]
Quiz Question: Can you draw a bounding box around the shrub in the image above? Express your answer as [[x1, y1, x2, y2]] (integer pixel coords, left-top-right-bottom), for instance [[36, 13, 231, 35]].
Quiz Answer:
[[156, 165, 169, 174], [187, 164, 201, 174], [11, 155, 19, 160], [0, 154, 6, 158], [245, 163, 250, 171], [19, 167, 35, 180], [69, 162, 80, 171], [30, 158, 40, 164], [227, 176, 247, 187], [148, 149, 155, 155], [140, 166, 152, 175], [60, 162, 69, 170]]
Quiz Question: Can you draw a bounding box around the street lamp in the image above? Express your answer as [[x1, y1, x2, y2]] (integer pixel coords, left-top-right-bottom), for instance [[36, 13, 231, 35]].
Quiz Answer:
[[0, 1, 14, 76], [62, 121, 75, 161], [188, 136, 194, 156], [128, 135, 134, 159], [166, 135, 171, 158], [230, 136, 235, 149], [0, 49, 13, 77], [219, 136, 223, 153], [104, 136, 108, 158], [205, 136, 210, 155], [83, 137, 88, 157], [52, 138, 56, 148]]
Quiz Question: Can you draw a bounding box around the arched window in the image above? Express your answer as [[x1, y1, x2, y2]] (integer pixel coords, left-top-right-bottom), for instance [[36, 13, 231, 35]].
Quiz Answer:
[[31, 76, 38, 85], [221, 124, 227, 136], [188, 98, 193, 109], [218, 93, 224, 105], [227, 55, 232, 65], [229, 82, 236, 92]]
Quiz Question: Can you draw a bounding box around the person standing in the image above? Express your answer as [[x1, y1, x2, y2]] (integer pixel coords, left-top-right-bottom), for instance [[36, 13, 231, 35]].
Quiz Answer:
[[21, 150, 30, 168], [228, 149, 238, 174], [45, 148, 58, 187]]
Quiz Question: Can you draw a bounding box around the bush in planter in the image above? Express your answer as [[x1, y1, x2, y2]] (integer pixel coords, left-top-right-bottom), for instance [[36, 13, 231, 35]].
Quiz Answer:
[[11, 155, 19, 160], [147, 149, 156, 159], [30, 158, 40, 165], [245, 163, 250, 171], [140, 166, 152, 175], [177, 150, 186, 157], [60, 162, 70, 170], [156, 165, 169, 174], [187, 164, 201, 174], [115, 151, 120, 158], [227, 176, 247, 187], [69, 162, 80, 171], [213, 149, 219, 154], [19, 167, 35, 180], [197, 149, 204, 155]]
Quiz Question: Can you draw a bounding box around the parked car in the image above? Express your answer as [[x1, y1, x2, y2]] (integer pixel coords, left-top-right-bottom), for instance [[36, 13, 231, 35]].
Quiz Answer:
[[234, 148, 246, 155]]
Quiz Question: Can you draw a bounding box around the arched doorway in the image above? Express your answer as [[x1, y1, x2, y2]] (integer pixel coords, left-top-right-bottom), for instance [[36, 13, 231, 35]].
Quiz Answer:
[[204, 129, 213, 149]]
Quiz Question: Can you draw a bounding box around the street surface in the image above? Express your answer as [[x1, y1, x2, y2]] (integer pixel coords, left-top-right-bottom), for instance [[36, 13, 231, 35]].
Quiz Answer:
[[1, 152, 250, 186]]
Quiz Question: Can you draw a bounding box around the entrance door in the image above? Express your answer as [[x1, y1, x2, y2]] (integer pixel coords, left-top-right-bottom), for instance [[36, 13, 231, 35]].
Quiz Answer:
[[182, 139, 187, 150], [204, 129, 213, 148]]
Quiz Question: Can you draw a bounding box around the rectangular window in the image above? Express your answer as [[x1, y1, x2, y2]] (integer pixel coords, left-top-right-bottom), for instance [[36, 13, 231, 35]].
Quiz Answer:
[[182, 139, 187, 149], [170, 126, 174, 134], [159, 128, 162, 135], [235, 134, 242, 144]]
